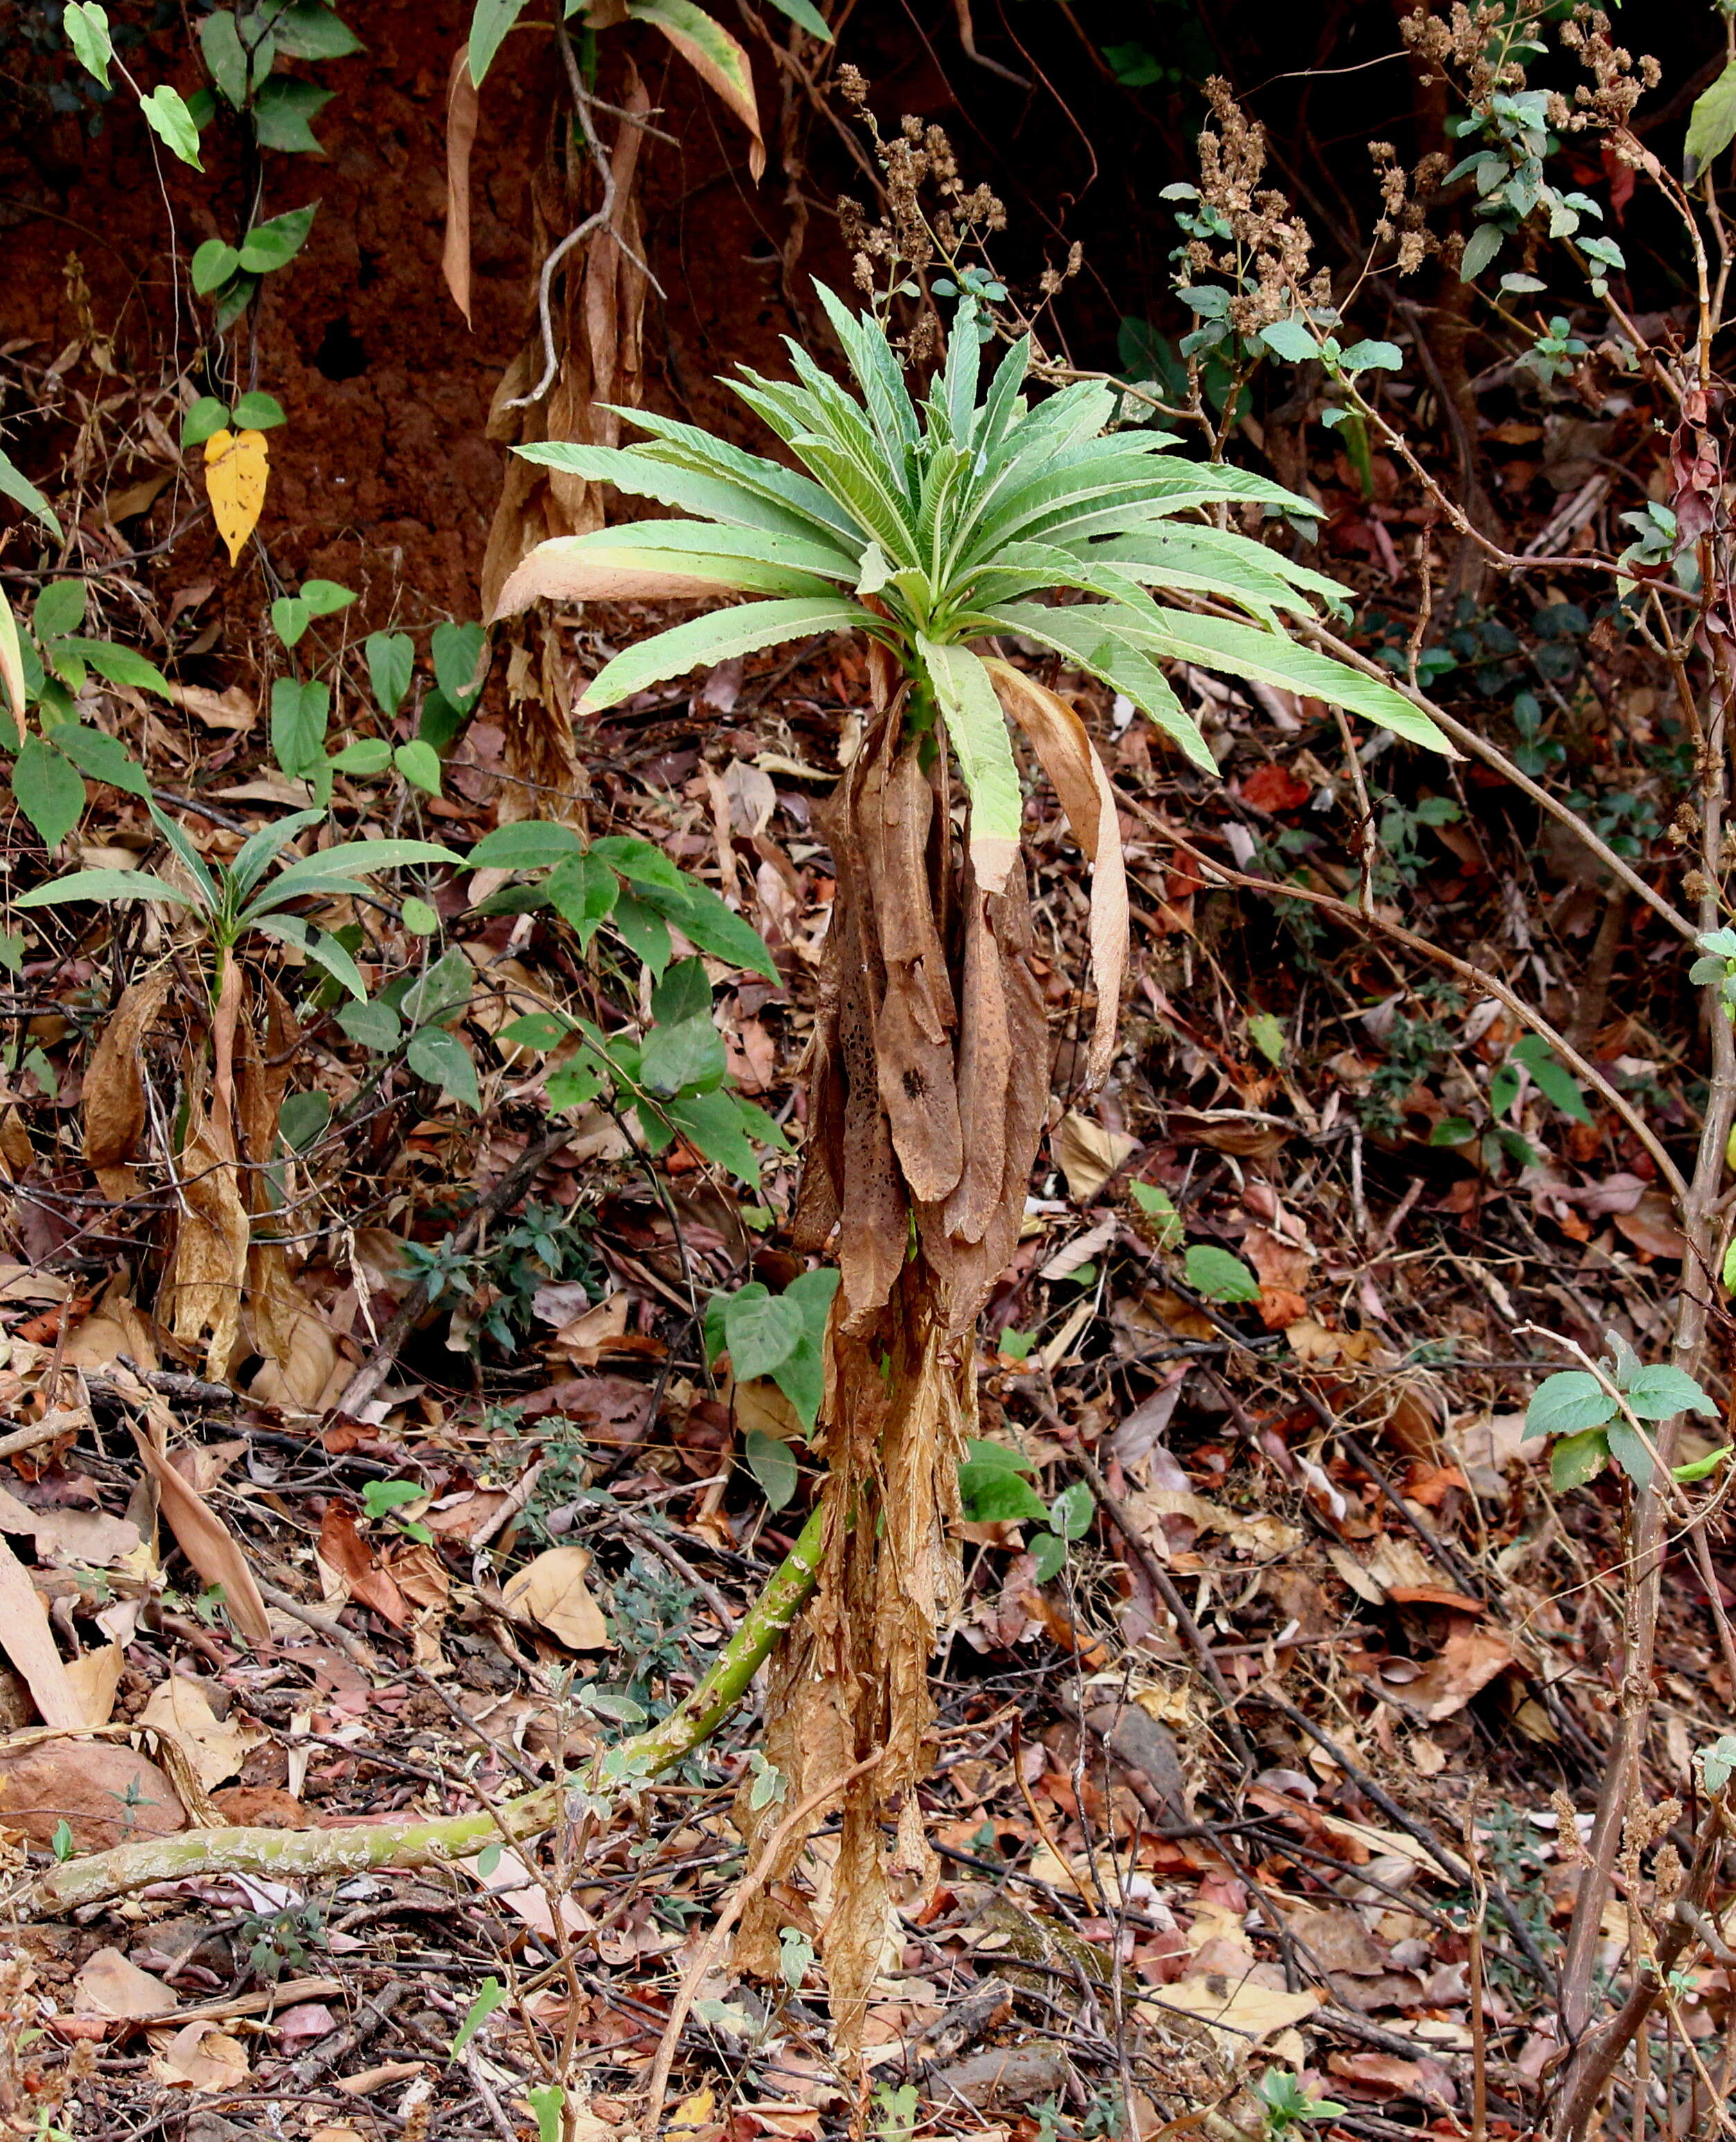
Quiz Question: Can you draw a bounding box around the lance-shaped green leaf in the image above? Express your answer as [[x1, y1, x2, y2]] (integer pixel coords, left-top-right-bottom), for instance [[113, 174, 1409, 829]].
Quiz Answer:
[[514, 438, 841, 550], [1121, 608, 1456, 755], [981, 602, 1213, 772], [250, 912, 369, 999], [918, 636, 1024, 894], [467, 0, 531, 85], [146, 801, 221, 910], [15, 867, 195, 910], [240, 839, 459, 920], [0, 449, 62, 540], [1088, 528, 1338, 620], [230, 808, 330, 898], [581, 597, 877, 712], [616, 406, 867, 537]]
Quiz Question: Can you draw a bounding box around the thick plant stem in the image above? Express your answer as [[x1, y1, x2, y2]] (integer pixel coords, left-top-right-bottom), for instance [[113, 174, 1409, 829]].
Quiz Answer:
[[31, 1506, 827, 1917]]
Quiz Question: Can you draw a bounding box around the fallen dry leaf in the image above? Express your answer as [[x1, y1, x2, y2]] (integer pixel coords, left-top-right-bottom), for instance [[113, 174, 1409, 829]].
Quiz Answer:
[[1144, 1973, 1319, 2050], [335, 2063, 428, 2098], [1327, 2049, 1458, 2108], [1040, 1214, 1118, 1282], [127, 1402, 272, 1647], [466, 1841, 593, 1940], [317, 1499, 410, 1629], [73, 1949, 176, 2020], [61, 1285, 159, 1373], [139, 1675, 258, 1790], [734, 1374, 805, 1443], [0, 1484, 142, 1570], [1401, 1623, 1516, 1721], [64, 1642, 123, 1727], [502, 1545, 612, 1650], [82, 970, 175, 1199], [1612, 1190, 1686, 1260], [0, 1535, 82, 1727], [249, 1296, 345, 1413], [1387, 1583, 1487, 1616], [274, 2002, 339, 2042], [164, 680, 256, 731], [549, 1290, 631, 1366], [1281, 1904, 1386, 1976], [442, 43, 478, 324], [150, 2019, 251, 2091], [1051, 1111, 1138, 1203]]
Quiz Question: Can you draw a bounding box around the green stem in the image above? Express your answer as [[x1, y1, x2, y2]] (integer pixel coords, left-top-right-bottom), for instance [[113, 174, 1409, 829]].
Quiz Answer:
[[32, 1505, 826, 1915]]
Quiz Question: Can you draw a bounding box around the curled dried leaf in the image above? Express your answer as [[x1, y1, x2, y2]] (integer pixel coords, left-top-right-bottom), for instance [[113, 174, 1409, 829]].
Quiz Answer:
[[441, 44, 478, 326], [83, 967, 175, 1199], [986, 659, 1128, 1089], [161, 1099, 249, 1379], [126, 1385, 272, 1647]]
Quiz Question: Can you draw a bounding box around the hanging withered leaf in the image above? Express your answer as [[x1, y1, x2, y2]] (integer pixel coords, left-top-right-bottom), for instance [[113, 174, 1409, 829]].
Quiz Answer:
[[203, 426, 269, 566]]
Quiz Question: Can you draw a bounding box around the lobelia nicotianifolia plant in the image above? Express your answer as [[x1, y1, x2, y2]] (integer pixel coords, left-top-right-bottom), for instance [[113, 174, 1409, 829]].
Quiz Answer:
[[491, 279, 1453, 2043]]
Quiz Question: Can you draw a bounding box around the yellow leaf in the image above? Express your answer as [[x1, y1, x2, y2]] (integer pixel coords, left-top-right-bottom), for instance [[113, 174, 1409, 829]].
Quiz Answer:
[[0, 592, 26, 730], [203, 427, 269, 566], [669, 2087, 715, 2131]]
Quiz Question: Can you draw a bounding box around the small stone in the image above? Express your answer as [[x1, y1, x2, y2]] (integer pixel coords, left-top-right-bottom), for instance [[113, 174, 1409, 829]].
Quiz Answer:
[[0, 1737, 186, 1850]]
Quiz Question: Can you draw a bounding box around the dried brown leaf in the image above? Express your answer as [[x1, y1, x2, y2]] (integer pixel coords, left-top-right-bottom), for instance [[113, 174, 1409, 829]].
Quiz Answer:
[[316, 1499, 410, 1630], [127, 1395, 272, 1647], [0, 1481, 140, 1569], [496, 542, 742, 620], [164, 681, 256, 731], [83, 968, 174, 1198], [941, 879, 1012, 1246], [139, 1676, 258, 1790], [825, 742, 908, 1325], [74, 1949, 176, 2020], [161, 1098, 249, 1379], [868, 750, 962, 1202], [62, 1642, 123, 1727], [502, 1545, 613, 1650], [0, 1535, 82, 1727], [441, 44, 478, 326], [63, 1281, 159, 1373], [1146, 1974, 1319, 2050], [150, 2021, 251, 2092], [987, 660, 1129, 1088], [873, 982, 963, 1205], [1402, 1623, 1517, 1721], [1051, 1111, 1137, 1203]]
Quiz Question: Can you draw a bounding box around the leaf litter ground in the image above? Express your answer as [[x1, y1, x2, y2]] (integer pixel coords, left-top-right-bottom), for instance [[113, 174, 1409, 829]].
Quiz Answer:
[[3, 353, 1735, 2142]]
